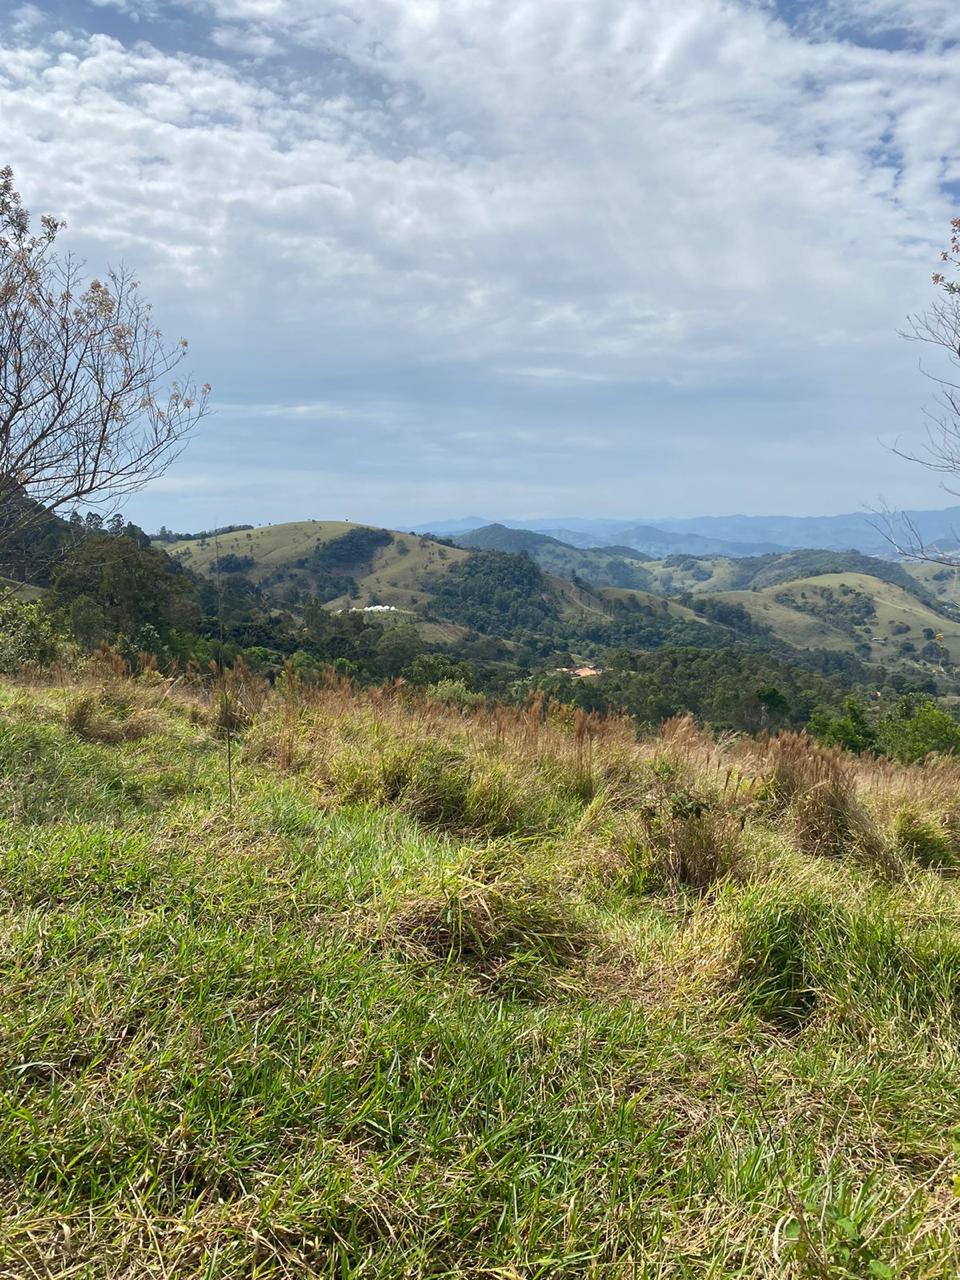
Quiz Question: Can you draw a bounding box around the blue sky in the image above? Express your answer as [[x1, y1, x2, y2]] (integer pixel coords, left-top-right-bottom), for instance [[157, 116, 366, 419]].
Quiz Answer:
[[2, 0, 960, 531]]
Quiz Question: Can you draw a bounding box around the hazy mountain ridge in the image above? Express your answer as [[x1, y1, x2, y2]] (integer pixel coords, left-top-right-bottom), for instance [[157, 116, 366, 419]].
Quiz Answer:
[[424, 514, 783, 555], [418, 505, 960, 558]]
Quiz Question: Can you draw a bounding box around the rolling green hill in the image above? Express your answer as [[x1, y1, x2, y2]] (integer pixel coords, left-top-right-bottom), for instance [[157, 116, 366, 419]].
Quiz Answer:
[[167, 521, 472, 613], [641, 549, 947, 602], [709, 571, 960, 667], [454, 524, 655, 589], [160, 520, 960, 683]]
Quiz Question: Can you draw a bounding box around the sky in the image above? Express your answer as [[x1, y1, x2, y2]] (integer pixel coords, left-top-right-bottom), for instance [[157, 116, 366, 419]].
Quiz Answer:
[[2, 0, 960, 532]]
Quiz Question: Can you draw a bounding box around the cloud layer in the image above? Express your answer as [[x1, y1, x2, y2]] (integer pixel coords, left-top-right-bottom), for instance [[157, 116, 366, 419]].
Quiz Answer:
[[2, 0, 959, 527]]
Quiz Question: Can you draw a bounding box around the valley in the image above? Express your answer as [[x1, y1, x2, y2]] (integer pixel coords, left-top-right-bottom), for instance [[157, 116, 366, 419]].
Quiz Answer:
[[163, 518, 960, 690]]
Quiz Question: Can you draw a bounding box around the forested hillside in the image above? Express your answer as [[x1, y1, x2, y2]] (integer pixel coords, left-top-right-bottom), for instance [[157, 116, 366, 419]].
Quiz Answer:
[[4, 508, 960, 751], [454, 523, 656, 588], [159, 519, 959, 683]]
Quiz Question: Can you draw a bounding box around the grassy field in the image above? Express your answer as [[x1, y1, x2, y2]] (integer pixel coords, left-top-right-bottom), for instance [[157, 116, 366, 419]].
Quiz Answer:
[[906, 563, 960, 610], [3, 670, 960, 1276], [713, 572, 960, 664], [166, 521, 472, 612]]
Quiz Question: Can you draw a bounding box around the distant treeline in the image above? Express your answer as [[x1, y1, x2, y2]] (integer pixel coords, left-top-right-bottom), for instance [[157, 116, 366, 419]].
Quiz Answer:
[[153, 524, 255, 543]]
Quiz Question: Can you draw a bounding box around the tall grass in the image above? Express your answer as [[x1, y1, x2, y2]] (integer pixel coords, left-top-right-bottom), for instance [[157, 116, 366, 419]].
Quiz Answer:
[[1, 672, 960, 1275]]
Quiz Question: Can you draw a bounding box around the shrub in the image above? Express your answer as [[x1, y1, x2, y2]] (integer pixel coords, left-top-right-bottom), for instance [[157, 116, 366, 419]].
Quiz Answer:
[[634, 787, 744, 892], [808, 697, 876, 753], [212, 658, 269, 734], [759, 732, 877, 860], [0, 592, 62, 673], [876, 700, 960, 763], [426, 678, 484, 711]]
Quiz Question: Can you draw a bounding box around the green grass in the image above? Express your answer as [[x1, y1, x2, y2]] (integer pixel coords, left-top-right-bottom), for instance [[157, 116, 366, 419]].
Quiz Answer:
[[713, 571, 960, 665], [163, 520, 472, 612], [2, 679, 960, 1276]]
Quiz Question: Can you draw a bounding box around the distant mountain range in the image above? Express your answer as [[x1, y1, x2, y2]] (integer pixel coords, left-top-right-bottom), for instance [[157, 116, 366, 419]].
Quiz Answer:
[[416, 506, 960, 559]]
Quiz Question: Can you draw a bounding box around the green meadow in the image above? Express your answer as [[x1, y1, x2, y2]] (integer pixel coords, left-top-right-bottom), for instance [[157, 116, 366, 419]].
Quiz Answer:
[[2, 670, 960, 1277]]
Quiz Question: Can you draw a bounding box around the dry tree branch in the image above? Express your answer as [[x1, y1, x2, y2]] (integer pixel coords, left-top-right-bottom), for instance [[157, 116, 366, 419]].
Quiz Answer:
[[874, 218, 960, 566], [0, 166, 209, 552]]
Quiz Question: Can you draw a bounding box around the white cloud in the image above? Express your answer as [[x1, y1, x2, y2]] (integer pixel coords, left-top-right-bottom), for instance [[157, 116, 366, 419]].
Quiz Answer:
[[210, 24, 278, 57], [1, 0, 959, 522], [88, 0, 160, 17], [212, 399, 400, 423], [10, 4, 45, 33]]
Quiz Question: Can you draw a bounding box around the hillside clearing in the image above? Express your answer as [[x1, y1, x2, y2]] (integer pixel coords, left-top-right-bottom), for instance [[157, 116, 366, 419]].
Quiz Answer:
[[715, 572, 960, 665]]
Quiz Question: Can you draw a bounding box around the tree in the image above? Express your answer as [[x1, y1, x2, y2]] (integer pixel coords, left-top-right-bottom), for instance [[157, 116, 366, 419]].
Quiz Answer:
[[0, 167, 209, 550], [876, 697, 960, 762], [65, 594, 107, 650], [883, 219, 960, 560], [49, 533, 196, 638]]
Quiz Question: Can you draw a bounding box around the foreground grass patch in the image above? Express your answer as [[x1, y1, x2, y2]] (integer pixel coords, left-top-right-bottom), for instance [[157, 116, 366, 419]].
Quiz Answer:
[[0, 680, 959, 1276]]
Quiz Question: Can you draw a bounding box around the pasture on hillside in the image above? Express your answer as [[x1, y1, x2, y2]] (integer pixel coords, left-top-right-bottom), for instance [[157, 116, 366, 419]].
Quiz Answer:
[[1, 668, 960, 1276]]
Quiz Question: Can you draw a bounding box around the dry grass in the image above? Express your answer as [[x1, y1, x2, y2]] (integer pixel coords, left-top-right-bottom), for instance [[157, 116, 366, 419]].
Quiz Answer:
[[5, 672, 960, 1275], [240, 682, 960, 887], [64, 686, 160, 744]]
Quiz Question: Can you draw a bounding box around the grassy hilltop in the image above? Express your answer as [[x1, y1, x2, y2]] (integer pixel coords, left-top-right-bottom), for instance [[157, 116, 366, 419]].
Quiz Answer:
[[3, 667, 960, 1276], [166, 521, 472, 613]]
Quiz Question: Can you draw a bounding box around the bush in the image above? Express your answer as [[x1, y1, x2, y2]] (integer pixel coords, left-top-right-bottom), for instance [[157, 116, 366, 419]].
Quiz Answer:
[[759, 732, 877, 860], [632, 784, 744, 892], [876, 700, 960, 763], [0, 592, 62, 673], [808, 697, 876, 753], [426, 678, 484, 711]]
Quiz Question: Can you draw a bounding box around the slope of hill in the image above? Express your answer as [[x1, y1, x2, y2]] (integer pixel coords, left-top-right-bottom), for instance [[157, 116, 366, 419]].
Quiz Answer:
[[910, 559, 960, 606], [453, 524, 655, 589], [163, 520, 960, 683], [641, 549, 950, 607], [4, 674, 960, 1274], [167, 521, 472, 612], [711, 571, 960, 666]]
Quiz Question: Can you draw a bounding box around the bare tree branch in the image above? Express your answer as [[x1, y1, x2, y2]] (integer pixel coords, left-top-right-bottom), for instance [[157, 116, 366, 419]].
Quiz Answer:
[[880, 217, 960, 566], [0, 166, 209, 551]]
